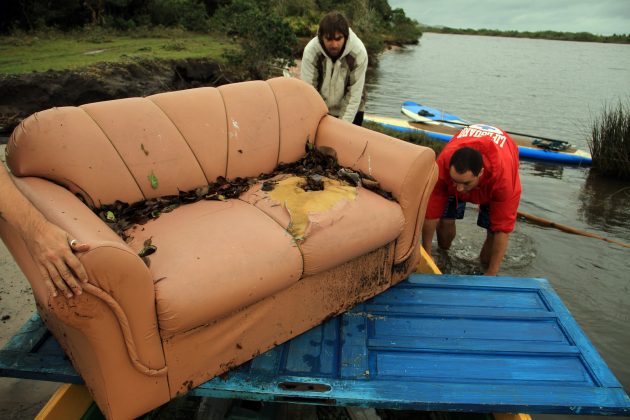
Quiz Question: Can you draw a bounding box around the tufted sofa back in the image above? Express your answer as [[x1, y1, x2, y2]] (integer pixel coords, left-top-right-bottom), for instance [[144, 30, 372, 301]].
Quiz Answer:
[[6, 78, 328, 207]]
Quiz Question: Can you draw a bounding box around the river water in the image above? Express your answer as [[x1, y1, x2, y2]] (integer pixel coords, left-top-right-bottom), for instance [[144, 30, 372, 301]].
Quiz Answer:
[[366, 33, 630, 419]]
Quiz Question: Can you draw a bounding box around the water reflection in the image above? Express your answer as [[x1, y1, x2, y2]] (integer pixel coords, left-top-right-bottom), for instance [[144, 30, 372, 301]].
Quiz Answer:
[[521, 160, 564, 179], [430, 210, 536, 276], [578, 170, 630, 240]]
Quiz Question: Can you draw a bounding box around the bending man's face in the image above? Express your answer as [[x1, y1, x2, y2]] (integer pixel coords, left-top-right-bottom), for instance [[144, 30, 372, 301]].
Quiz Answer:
[[449, 166, 484, 193], [322, 32, 346, 58]]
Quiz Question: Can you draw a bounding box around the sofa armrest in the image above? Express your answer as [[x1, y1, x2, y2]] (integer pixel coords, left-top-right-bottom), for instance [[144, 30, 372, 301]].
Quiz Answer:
[[314, 116, 438, 263], [0, 176, 166, 375]]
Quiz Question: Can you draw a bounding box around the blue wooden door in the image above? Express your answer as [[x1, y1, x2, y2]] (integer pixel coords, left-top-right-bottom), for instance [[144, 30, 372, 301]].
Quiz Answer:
[[2, 274, 629, 415], [193, 275, 630, 415]]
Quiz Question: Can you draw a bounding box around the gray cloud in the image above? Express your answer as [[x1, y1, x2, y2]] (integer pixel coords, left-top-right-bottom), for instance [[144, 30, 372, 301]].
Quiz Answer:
[[389, 0, 629, 35]]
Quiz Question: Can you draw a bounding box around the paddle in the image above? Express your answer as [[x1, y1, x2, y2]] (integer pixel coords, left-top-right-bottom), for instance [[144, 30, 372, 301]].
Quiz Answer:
[[401, 107, 571, 147]]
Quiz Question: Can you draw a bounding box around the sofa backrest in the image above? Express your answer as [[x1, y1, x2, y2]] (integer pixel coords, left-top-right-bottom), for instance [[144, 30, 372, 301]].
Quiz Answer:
[[6, 78, 328, 207]]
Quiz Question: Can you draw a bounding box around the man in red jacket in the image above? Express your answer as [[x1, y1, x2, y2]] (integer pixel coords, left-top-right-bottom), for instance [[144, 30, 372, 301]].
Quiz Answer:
[[422, 124, 521, 276]]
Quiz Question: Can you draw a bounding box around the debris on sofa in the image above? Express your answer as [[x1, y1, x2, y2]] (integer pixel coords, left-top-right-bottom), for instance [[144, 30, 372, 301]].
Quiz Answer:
[[138, 237, 157, 267], [96, 176, 252, 240], [138, 238, 157, 257], [95, 144, 394, 244]]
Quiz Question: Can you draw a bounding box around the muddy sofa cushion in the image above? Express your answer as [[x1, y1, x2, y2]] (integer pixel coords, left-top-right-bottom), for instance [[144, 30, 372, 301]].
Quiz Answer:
[[313, 116, 438, 263], [240, 177, 404, 275], [125, 199, 303, 336]]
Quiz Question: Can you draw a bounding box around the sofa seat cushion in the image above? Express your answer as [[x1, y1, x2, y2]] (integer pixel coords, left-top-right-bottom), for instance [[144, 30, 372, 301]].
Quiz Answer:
[[239, 175, 405, 275], [125, 199, 303, 337]]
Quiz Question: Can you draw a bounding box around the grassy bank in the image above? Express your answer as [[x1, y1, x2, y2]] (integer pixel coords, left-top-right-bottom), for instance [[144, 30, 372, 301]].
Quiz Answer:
[[0, 29, 232, 74]]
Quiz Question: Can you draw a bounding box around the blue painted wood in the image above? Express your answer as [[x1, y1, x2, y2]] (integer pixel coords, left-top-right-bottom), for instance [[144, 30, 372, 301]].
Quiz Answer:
[[0, 313, 82, 383], [2, 275, 629, 415], [192, 275, 630, 415]]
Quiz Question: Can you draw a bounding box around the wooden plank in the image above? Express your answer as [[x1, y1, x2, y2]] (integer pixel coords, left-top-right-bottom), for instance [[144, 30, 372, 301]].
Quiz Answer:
[[0, 349, 82, 383], [417, 247, 442, 275], [494, 414, 531, 420], [35, 384, 93, 420], [3, 313, 49, 352]]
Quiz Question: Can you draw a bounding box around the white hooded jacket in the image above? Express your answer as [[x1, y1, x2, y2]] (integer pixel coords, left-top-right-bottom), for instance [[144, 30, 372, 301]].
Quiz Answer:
[[300, 28, 368, 123]]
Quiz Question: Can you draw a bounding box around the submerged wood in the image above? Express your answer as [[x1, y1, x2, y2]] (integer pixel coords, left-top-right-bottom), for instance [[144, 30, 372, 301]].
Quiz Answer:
[[517, 211, 630, 249]]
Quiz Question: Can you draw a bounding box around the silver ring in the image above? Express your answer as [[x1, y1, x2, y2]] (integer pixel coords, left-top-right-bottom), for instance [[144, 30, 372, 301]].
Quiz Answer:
[[69, 239, 78, 247]]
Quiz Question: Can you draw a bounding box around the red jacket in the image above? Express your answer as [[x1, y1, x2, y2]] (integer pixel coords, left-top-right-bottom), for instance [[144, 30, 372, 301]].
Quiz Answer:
[[426, 124, 522, 233]]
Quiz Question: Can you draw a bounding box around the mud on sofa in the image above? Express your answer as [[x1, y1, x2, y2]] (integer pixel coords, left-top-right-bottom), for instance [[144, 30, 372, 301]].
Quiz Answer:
[[0, 77, 437, 419]]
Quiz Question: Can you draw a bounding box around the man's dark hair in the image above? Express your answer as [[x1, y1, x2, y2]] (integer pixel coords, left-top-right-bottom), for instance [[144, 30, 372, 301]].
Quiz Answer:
[[318, 12, 349, 40], [450, 147, 483, 176]]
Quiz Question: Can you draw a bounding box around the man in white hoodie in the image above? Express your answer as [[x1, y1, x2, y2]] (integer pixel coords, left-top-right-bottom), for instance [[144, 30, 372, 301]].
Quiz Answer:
[[301, 12, 368, 125]]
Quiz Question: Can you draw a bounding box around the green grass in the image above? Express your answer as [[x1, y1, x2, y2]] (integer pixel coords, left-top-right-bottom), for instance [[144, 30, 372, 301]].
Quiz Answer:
[[0, 29, 233, 74]]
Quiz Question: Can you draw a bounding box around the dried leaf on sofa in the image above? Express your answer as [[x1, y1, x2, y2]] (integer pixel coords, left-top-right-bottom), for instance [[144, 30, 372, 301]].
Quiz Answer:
[[261, 180, 276, 191], [195, 185, 209, 198], [148, 171, 159, 189], [141, 256, 151, 267], [139, 238, 157, 257], [337, 168, 361, 186], [162, 203, 179, 213], [300, 174, 324, 191]]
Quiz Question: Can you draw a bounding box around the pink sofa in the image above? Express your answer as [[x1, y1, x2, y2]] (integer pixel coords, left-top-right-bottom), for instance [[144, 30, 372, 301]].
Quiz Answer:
[[0, 77, 437, 419]]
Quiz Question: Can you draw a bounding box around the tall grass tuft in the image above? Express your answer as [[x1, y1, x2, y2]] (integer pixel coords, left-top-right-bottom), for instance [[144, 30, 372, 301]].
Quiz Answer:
[[588, 100, 630, 180], [363, 121, 445, 155]]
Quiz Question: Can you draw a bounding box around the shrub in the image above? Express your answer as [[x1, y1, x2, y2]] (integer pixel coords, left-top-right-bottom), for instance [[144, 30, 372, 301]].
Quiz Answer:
[[386, 8, 422, 44], [349, 0, 386, 59], [284, 15, 318, 38], [588, 100, 630, 180], [212, 0, 297, 79], [149, 0, 209, 31]]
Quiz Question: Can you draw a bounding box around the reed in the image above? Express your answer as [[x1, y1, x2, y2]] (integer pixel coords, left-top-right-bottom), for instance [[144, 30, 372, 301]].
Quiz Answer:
[[588, 100, 630, 180], [363, 121, 445, 155]]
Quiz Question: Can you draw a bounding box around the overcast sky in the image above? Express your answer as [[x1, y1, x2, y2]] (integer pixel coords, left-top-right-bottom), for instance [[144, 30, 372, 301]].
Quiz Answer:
[[389, 0, 629, 35]]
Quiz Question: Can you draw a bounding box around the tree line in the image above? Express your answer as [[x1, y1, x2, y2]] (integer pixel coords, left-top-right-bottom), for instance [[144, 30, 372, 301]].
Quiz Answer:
[[0, 0, 422, 46], [423, 26, 630, 45]]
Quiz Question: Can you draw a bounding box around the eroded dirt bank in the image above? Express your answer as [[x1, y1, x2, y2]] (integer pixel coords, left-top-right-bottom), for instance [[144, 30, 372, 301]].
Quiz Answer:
[[0, 58, 234, 134]]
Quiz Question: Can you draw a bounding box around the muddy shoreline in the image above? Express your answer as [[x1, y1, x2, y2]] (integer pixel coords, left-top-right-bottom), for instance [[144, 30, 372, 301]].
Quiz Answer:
[[0, 58, 236, 134]]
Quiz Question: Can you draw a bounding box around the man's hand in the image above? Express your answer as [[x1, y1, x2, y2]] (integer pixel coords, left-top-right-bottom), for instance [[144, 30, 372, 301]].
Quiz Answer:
[[1, 165, 90, 298], [422, 218, 439, 253], [23, 218, 89, 298], [481, 231, 509, 276]]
